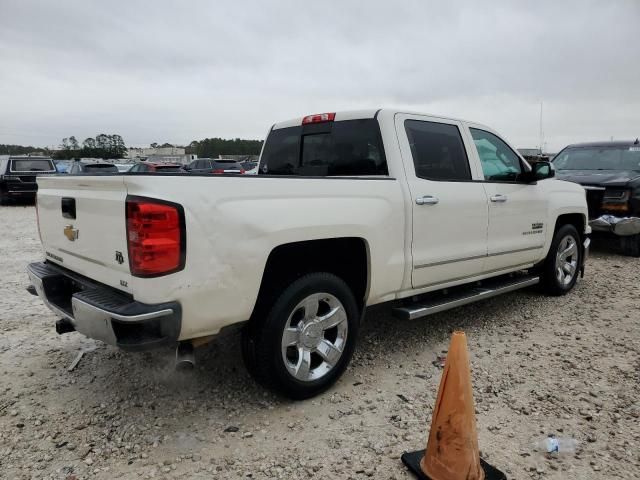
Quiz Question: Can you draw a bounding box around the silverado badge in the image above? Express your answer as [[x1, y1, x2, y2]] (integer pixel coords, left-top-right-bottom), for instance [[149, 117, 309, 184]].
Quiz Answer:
[[63, 224, 79, 241]]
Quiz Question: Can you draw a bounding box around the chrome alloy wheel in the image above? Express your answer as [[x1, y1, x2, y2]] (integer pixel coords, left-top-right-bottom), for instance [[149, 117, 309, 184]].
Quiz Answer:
[[555, 235, 578, 286], [281, 292, 348, 382]]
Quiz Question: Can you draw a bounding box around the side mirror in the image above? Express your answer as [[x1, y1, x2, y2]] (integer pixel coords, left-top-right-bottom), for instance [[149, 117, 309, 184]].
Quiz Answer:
[[520, 161, 554, 183], [533, 161, 555, 180]]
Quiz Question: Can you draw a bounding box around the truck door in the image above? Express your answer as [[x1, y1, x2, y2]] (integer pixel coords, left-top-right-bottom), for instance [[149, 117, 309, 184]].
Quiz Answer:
[[465, 126, 548, 271], [395, 114, 489, 289]]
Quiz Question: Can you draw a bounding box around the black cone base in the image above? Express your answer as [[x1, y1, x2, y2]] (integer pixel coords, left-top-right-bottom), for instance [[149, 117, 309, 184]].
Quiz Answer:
[[401, 450, 507, 480]]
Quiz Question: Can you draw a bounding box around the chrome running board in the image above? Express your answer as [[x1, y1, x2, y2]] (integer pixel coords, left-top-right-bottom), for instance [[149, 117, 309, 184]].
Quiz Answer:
[[392, 275, 540, 321]]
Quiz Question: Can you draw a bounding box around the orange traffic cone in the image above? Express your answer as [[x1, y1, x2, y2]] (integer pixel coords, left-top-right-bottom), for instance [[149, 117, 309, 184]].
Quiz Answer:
[[401, 331, 506, 480]]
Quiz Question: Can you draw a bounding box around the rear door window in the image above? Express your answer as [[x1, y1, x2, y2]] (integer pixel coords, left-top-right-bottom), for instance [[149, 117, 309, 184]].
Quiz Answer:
[[404, 120, 471, 181], [260, 119, 388, 176]]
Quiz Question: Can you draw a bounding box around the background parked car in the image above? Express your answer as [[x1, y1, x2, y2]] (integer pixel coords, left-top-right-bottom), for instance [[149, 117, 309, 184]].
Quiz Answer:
[[128, 162, 184, 173], [53, 159, 73, 173], [68, 161, 119, 175], [0, 156, 56, 204], [185, 158, 245, 174], [553, 139, 640, 256], [241, 160, 258, 171], [114, 163, 135, 173]]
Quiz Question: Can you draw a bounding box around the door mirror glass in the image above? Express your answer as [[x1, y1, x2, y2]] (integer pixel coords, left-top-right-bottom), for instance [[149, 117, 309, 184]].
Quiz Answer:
[[533, 161, 555, 180]]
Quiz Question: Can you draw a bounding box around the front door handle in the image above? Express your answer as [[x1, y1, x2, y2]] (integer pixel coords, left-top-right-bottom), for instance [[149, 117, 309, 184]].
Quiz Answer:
[[416, 195, 439, 205], [490, 194, 508, 203]]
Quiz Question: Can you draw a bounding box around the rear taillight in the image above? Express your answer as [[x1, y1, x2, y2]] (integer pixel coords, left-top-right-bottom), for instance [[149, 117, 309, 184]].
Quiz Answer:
[[126, 196, 185, 277], [302, 112, 336, 125], [211, 169, 224, 174], [239, 169, 246, 174]]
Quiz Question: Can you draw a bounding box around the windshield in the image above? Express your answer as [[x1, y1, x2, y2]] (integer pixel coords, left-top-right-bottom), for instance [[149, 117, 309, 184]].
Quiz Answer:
[[10, 159, 54, 172], [553, 146, 640, 171]]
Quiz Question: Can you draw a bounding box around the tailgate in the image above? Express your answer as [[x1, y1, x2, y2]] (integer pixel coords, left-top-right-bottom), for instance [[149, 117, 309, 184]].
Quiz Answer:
[[36, 175, 132, 293]]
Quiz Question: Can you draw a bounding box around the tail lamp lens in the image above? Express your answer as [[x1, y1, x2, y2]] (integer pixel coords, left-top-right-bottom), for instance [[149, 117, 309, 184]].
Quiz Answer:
[[302, 112, 336, 125], [126, 197, 185, 276]]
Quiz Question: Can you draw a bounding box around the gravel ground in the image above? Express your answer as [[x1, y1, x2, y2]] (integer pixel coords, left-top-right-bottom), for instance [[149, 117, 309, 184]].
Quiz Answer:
[[1, 205, 639, 480]]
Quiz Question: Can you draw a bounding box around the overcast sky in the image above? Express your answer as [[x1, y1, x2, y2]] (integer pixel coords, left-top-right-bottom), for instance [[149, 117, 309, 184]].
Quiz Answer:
[[1, 0, 638, 152]]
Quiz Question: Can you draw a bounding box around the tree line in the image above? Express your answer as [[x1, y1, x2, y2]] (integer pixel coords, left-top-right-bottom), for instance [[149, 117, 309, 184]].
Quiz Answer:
[[0, 144, 50, 155], [54, 134, 127, 160], [2, 136, 264, 159], [186, 138, 263, 158]]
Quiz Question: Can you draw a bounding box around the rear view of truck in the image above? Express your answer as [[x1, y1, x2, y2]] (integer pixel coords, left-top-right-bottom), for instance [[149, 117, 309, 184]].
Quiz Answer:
[[0, 156, 56, 204], [27, 175, 184, 350]]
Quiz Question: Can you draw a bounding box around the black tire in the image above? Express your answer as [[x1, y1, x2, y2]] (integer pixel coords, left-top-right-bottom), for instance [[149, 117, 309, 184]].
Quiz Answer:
[[620, 234, 640, 257], [242, 272, 359, 400], [540, 224, 582, 296], [0, 190, 8, 206]]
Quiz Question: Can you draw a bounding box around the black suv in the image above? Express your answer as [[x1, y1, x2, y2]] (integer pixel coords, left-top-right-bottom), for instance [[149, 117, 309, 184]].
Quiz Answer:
[[553, 140, 640, 255], [0, 156, 57, 204], [185, 158, 245, 174]]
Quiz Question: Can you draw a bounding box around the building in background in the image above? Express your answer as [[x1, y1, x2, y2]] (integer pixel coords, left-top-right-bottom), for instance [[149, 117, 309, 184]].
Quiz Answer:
[[126, 146, 196, 165]]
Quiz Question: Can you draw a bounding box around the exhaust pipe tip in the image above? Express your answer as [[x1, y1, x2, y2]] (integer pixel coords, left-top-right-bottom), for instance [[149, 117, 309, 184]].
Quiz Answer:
[[175, 342, 195, 370], [55, 318, 75, 335]]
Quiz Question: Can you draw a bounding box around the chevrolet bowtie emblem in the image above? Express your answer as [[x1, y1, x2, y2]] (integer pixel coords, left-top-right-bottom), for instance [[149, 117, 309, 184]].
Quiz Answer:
[[64, 224, 79, 241]]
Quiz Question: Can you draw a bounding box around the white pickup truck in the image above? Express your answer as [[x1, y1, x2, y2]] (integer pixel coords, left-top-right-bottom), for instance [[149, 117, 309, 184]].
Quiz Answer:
[[28, 109, 590, 399]]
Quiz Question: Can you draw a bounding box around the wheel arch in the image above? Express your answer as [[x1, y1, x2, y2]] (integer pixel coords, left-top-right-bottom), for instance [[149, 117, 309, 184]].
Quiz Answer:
[[250, 237, 370, 321], [553, 212, 586, 238]]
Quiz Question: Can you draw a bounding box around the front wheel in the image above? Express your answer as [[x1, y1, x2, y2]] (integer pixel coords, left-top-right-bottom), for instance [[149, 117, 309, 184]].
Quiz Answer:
[[540, 224, 582, 296], [242, 273, 359, 399]]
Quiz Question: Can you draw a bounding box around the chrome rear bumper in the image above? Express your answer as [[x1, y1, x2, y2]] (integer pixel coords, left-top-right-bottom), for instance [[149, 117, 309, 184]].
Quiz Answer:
[[27, 261, 181, 351]]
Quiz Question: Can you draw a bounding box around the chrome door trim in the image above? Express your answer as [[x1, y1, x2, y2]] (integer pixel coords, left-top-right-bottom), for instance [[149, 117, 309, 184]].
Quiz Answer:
[[414, 245, 542, 270]]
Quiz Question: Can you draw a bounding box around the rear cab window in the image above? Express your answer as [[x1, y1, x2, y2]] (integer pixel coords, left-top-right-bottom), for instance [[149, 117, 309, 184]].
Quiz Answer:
[[259, 119, 388, 176], [10, 159, 55, 172]]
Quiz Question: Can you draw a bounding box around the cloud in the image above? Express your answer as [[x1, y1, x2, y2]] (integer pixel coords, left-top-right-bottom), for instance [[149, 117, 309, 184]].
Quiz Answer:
[[0, 0, 638, 151]]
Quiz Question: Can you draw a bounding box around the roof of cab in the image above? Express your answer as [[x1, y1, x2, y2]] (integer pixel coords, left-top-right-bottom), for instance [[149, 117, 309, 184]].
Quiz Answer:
[[271, 108, 478, 130], [272, 109, 380, 129]]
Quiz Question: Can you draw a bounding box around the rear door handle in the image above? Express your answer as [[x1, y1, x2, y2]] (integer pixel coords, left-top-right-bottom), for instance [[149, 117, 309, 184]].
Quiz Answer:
[[490, 194, 507, 203], [416, 195, 439, 205]]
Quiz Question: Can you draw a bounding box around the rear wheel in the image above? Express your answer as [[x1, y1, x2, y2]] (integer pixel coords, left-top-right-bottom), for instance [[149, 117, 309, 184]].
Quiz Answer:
[[540, 224, 582, 296], [620, 234, 640, 257], [242, 273, 359, 399]]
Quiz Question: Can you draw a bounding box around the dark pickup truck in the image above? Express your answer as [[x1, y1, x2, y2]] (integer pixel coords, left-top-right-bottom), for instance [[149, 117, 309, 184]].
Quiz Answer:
[[553, 140, 640, 256], [0, 156, 57, 204]]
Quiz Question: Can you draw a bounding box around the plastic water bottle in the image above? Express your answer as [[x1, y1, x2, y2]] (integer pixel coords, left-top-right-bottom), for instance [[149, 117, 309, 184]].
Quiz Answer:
[[533, 437, 578, 455]]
